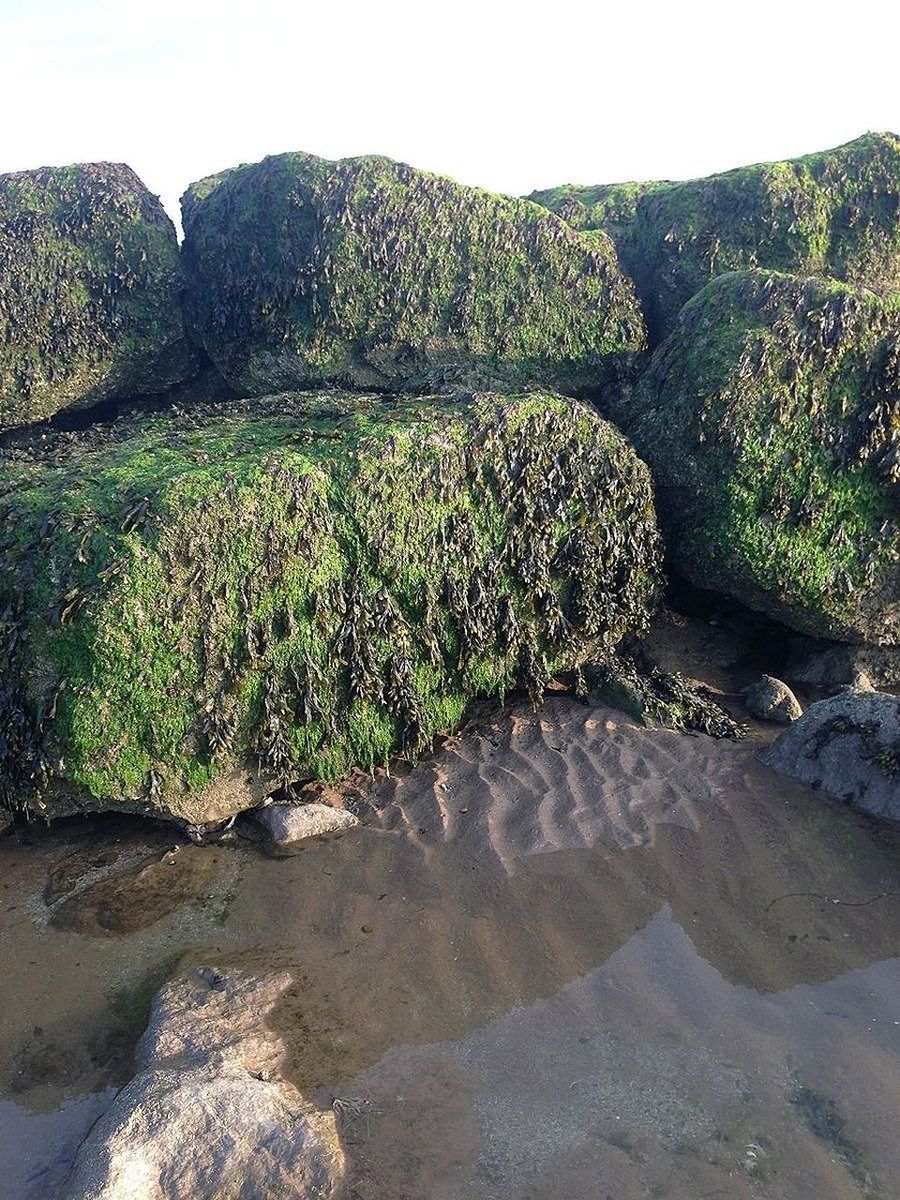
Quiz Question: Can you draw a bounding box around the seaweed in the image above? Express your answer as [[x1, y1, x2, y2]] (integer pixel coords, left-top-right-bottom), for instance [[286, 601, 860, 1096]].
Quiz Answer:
[[0, 389, 661, 822], [621, 269, 899, 644], [530, 132, 900, 342], [0, 162, 193, 430], [180, 152, 647, 396]]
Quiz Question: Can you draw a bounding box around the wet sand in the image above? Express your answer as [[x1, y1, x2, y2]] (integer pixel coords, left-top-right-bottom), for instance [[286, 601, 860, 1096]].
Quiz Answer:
[[1, 622, 899, 1199]]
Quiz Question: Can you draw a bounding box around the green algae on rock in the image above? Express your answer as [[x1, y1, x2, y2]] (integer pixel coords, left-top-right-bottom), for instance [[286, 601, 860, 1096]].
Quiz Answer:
[[180, 153, 647, 396], [0, 163, 194, 431], [0, 390, 661, 824], [529, 132, 900, 341], [624, 269, 899, 645]]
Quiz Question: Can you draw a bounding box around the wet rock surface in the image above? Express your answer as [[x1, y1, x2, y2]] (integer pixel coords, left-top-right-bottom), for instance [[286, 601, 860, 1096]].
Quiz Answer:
[[64, 968, 345, 1199], [761, 691, 900, 821]]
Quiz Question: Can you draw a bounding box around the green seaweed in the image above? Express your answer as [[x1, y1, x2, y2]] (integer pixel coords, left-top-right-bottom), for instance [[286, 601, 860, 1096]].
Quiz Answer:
[[0, 162, 193, 430], [180, 153, 647, 396], [530, 132, 900, 341], [621, 269, 899, 643], [0, 389, 661, 822]]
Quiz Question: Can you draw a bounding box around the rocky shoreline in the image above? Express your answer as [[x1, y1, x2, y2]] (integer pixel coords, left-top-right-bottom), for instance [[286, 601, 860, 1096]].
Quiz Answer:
[[0, 132, 898, 1197]]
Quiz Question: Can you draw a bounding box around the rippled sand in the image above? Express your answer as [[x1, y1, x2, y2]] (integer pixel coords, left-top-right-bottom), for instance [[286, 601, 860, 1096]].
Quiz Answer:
[[1, 677, 899, 1198]]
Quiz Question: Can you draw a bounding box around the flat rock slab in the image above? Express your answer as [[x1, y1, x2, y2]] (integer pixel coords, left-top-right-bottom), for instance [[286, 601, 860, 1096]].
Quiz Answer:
[[64, 968, 345, 1200], [760, 692, 900, 822], [251, 802, 360, 855]]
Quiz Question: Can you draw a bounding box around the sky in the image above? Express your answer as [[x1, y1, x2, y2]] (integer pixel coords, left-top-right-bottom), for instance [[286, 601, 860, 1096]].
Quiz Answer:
[[2, 0, 899, 232]]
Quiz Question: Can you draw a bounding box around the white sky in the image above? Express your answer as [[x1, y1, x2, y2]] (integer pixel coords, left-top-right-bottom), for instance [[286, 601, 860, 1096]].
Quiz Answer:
[[2, 0, 898, 232]]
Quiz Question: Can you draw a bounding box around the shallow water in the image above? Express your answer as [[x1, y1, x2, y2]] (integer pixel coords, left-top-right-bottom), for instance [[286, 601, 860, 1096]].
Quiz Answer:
[[1, 695, 899, 1199]]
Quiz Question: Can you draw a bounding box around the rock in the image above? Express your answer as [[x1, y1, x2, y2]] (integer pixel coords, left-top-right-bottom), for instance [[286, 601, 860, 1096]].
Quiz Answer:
[[64, 968, 345, 1199], [252, 802, 360, 855], [180, 152, 646, 396], [529, 131, 900, 341], [785, 636, 900, 691], [0, 163, 195, 431], [745, 675, 802, 723], [0, 389, 661, 825], [621, 269, 900, 645], [760, 692, 900, 822], [587, 654, 745, 738]]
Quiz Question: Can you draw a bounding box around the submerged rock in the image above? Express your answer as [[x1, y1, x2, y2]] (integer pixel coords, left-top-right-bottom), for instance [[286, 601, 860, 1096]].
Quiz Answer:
[[251, 802, 360, 855], [0, 390, 661, 825], [64, 968, 345, 1199], [0, 163, 194, 431], [180, 152, 646, 395], [622, 269, 899, 645], [745, 676, 802, 724], [760, 692, 900, 822], [529, 132, 900, 340]]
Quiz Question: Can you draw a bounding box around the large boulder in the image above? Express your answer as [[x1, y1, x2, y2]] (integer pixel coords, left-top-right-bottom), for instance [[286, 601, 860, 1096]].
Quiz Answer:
[[761, 692, 900, 823], [180, 152, 647, 396], [529, 132, 900, 340], [0, 163, 194, 431], [64, 968, 345, 1199], [0, 390, 661, 824], [622, 269, 899, 645]]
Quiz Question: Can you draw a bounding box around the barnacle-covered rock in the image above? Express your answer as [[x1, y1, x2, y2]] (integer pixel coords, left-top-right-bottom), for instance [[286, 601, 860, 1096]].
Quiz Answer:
[[0, 163, 194, 430], [530, 132, 900, 340], [623, 269, 899, 645], [0, 390, 661, 824], [180, 153, 646, 396]]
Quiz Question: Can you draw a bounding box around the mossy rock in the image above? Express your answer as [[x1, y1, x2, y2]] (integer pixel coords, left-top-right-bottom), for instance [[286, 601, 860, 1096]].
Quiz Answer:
[[0, 163, 195, 431], [529, 133, 900, 341], [0, 390, 661, 824], [624, 269, 899, 644], [180, 153, 647, 396]]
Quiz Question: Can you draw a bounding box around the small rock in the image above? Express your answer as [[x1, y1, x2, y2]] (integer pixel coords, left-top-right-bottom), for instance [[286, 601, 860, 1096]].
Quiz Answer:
[[745, 675, 802, 723], [842, 669, 876, 694], [760, 691, 900, 822], [64, 969, 345, 1199], [251, 802, 360, 855]]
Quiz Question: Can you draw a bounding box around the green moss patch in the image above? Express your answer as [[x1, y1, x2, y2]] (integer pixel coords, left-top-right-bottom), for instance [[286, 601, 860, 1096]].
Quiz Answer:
[[623, 269, 899, 643], [0, 163, 194, 431], [530, 132, 900, 341], [180, 153, 647, 396], [0, 390, 661, 822]]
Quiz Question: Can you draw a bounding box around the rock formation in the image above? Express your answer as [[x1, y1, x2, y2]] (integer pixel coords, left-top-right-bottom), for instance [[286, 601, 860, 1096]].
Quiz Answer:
[[529, 132, 900, 341], [64, 968, 345, 1199], [0, 163, 194, 431], [620, 269, 899, 644], [180, 152, 646, 395], [761, 692, 900, 822], [0, 390, 661, 824]]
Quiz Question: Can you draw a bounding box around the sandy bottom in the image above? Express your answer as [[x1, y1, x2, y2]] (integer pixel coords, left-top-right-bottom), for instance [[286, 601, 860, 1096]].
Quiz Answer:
[[1, 615, 899, 1199]]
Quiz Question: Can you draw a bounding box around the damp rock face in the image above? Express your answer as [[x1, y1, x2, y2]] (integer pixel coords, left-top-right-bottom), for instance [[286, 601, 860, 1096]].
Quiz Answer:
[[530, 132, 900, 340], [65, 968, 345, 1200], [761, 691, 900, 823], [0, 390, 661, 824], [180, 152, 647, 395], [622, 269, 899, 645], [0, 163, 194, 431]]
